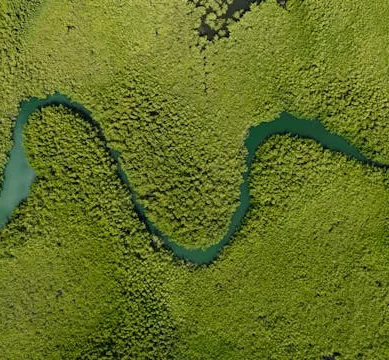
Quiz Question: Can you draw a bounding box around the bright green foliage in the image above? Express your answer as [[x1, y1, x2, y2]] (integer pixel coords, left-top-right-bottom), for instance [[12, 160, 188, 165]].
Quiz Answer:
[[168, 136, 389, 359], [0, 107, 177, 359], [8, 0, 243, 249], [0, 0, 42, 182], [1, 0, 389, 358]]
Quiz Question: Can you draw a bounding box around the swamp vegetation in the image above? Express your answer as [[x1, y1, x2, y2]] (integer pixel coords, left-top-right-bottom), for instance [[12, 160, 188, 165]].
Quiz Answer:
[[1, 0, 389, 359]]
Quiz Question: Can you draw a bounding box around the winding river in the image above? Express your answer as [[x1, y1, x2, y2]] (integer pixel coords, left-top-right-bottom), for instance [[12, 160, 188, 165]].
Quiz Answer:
[[0, 93, 387, 264]]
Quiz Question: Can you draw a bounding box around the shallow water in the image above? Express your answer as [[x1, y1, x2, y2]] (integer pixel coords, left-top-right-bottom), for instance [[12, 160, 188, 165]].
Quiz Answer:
[[197, 0, 263, 39]]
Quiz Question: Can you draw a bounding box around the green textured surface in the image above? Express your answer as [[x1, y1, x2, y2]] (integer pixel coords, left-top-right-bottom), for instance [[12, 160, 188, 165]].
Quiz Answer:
[[1, 0, 389, 358]]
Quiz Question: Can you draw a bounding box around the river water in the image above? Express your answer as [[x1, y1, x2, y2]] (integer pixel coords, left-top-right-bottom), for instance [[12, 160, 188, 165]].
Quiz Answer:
[[0, 93, 384, 265]]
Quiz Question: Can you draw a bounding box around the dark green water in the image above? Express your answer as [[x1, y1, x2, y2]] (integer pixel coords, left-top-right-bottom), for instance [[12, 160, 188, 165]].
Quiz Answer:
[[195, 0, 287, 40], [0, 93, 386, 264]]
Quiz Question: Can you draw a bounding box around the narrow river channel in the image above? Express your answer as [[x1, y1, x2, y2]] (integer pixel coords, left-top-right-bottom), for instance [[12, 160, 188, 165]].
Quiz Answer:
[[0, 93, 386, 264]]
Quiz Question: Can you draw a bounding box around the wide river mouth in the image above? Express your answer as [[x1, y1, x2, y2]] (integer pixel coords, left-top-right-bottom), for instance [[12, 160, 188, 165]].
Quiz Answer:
[[0, 93, 386, 265]]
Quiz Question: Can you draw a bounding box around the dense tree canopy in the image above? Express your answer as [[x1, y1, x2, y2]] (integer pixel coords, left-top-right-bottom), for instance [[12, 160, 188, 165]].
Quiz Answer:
[[1, 0, 389, 358]]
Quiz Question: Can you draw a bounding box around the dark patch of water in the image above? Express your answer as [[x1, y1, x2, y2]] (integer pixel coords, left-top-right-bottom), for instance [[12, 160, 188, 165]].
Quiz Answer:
[[190, 0, 286, 40], [322, 352, 341, 360]]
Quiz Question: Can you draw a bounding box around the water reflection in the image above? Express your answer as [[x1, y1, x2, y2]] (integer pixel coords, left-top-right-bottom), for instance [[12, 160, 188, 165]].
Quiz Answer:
[[191, 0, 286, 40]]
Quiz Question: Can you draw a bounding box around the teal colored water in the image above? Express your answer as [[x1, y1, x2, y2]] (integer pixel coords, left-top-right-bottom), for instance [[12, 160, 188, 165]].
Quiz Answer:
[[0, 93, 386, 264]]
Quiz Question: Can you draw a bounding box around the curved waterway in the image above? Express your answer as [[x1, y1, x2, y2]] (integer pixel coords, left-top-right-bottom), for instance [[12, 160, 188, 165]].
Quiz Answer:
[[0, 93, 387, 264]]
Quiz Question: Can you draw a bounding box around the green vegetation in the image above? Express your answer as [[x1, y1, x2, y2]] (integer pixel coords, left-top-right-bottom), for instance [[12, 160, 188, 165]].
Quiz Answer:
[[168, 136, 389, 359], [1, 0, 389, 358], [1, 106, 177, 359]]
